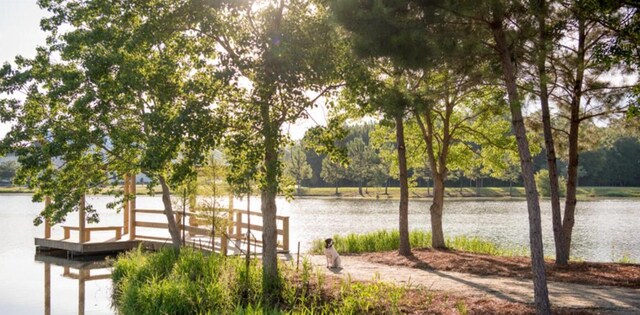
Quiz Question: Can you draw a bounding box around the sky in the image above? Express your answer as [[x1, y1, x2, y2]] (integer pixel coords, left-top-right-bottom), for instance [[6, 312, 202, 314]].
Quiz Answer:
[[0, 0, 327, 140], [0, 1, 48, 137]]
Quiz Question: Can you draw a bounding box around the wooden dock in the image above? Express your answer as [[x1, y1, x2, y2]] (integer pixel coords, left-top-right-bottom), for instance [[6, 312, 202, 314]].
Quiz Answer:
[[35, 237, 141, 255], [36, 177, 290, 256]]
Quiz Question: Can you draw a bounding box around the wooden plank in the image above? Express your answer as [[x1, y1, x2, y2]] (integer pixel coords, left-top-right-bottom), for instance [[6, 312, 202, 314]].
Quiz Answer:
[[134, 209, 166, 214], [63, 272, 111, 281], [44, 196, 51, 239], [129, 175, 136, 240], [135, 235, 171, 241], [237, 222, 284, 235], [63, 226, 122, 231], [231, 209, 288, 220], [35, 238, 140, 254], [123, 174, 129, 235], [282, 217, 289, 252], [184, 225, 211, 235], [135, 221, 168, 229], [79, 195, 86, 243]]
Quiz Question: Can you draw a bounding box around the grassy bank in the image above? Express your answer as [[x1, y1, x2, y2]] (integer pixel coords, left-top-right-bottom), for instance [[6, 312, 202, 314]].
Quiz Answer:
[[112, 247, 410, 314], [3, 185, 639, 199], [111, 247, 527, 314], [297, 186, 640, 199], [310, 230, 526, 257]]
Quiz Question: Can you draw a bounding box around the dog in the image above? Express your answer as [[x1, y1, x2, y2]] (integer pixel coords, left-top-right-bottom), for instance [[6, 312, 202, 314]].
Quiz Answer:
[[324, 238, 341, 269]]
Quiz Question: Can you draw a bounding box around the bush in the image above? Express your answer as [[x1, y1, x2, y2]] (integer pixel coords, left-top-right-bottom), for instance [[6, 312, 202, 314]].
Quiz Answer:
[[534, 169, 566, 197], [112, 247, 406, 314]]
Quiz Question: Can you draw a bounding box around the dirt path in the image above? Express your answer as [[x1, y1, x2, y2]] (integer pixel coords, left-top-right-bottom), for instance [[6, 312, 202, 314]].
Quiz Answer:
[[308, 255, 640, 314]]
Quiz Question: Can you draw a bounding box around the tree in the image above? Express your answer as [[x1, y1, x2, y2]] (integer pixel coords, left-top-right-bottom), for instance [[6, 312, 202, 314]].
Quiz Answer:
[[285, 145, 312, 195], [331, 0, 553, 311], [200, 0, 346, 286], [320, 158, 346, 195], [528, 0, 635, 266], [195, 150, 230, 243], [340, 64, 418, 256], [0, 1, 229, 250], [0, 160, 19, 183], [346, 137, 379, 196]]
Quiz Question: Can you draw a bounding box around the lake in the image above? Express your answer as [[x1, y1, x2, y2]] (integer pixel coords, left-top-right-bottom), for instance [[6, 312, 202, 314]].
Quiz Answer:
[[0, 194, 638, 314]]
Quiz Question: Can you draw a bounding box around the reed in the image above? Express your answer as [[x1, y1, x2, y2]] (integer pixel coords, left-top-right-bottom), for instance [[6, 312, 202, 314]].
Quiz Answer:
[[310, 230, 526, 257]]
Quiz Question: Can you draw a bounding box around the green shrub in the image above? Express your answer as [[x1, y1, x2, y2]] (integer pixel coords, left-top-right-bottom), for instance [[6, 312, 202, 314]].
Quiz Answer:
[[113, 247, 409, 314], [534, 169, 566, 197]]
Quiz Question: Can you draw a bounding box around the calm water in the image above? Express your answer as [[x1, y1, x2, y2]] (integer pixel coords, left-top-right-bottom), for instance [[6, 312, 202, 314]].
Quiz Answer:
[[0, 194, 638, 314]]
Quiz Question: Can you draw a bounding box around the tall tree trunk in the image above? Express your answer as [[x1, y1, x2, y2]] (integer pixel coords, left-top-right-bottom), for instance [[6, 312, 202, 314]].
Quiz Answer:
[[491, 18, 551, 314], [385, 179, 389, 195], [535, 0, 565, 266], [396, 113, 411, 256], [296, 179, 301, 195], [358, 183, 363, 196], [335, 182, 338, 195], [561, 16, 586, 266], [415, 109, 448, 249], [158, 176, 182, 251], [430, 173, 446, 248], [260, 104, 279, 290]]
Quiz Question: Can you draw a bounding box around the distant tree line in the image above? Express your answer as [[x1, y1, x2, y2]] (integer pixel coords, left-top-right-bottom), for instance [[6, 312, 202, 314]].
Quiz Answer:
[[286, 125, 640, 190]]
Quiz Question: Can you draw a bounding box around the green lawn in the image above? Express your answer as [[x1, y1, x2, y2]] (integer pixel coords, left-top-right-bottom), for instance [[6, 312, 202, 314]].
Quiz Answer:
[[297, 186, 640, 199], [2, 184, 639, 199]]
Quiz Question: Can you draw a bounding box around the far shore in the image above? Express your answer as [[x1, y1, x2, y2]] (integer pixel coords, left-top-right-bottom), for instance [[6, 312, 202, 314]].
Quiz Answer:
[[1, 185, 640, 200]]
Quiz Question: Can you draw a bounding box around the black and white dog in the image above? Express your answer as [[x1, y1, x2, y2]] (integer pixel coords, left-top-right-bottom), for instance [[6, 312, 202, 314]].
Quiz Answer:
[[324, 238, 341, 269]]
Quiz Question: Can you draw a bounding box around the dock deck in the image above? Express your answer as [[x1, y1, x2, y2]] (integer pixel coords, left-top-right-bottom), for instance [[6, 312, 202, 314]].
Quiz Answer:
[[35, 237, 141, 255]]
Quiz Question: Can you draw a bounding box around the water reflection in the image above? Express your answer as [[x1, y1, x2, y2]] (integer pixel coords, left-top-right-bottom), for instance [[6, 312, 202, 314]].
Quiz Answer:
[[35, 251, 113, 315]]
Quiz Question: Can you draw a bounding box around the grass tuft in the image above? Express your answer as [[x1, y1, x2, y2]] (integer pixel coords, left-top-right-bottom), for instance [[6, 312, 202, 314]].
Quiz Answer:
[[310, 230, 526, 257]]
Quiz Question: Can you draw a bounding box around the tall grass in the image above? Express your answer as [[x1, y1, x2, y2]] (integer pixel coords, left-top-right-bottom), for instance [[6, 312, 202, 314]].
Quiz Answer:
[[311, 230, 527, 256], [112, 247, 406, 314]]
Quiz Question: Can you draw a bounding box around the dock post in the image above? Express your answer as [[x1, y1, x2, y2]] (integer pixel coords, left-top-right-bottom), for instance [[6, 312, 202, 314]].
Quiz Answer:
[[282, 216, 289, 252], [129, 174, 136, 241], [79, 269, 86, 315], [235, 211, 242, 241], [44, 196, 51, 239], [123, 174, 129, 234], [79, 195, 86, 243], [44, 262, 50, 315]]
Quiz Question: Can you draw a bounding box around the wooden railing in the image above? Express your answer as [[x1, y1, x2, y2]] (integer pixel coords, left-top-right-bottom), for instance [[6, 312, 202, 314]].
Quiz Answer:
[[40, 174, 290, 256], [131, 208, 290, 255]]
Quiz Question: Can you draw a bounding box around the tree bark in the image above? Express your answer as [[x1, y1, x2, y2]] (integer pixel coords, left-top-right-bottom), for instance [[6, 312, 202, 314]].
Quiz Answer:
[[396, 113, 412, 256], [358, 183, 363, 196], [431, 173, 446, 248], [491, 17, 551, 314], [415, 109, 448, 249], [260, 102, 279, 289], [560, 16, 586, 266], [158, 176, 182, 251], [335, 182, 338, 195], [535, 0, 565, 266]]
